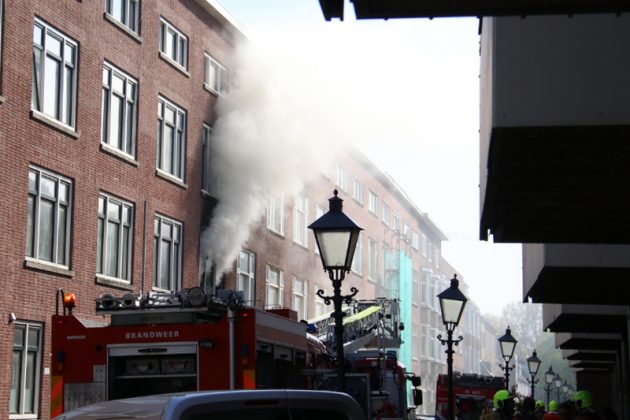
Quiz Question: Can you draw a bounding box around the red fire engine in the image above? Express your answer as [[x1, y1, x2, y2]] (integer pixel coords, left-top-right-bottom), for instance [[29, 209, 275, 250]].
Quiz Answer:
[[51, 289, 420, 419], [435, 373, 503, 419]]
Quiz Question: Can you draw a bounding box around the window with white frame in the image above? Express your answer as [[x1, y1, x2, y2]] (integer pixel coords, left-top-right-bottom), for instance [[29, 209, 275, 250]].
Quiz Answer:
[[159, 17, 187, 70], [382, 202, 389, 226], [368, 237, 377, 281], [10, 322, 43, 417], [97, 193, 133, 282], [102, 62, 137, 158], [153, 214, 182, 291], [352, 179, 364, 205], [412, 330, 418, 360], [392, 212, 401, 232], [293, 194, 308, 247], [105, 0, 139, 33], [237, 249, 255, 304], [336, 165, 347, 191], [266, 195, 284, 235], [428, 241, 433, 262], [157, 96, 186, 181], [26, 166, 72, 268], [314, 205, 324, 254], [434, 248, 440, 268], [32, 18, 78, 128], [412, 231, 419, 250], [265, 265, 284, 308], [421, 271, 430, 305], [368, 190, 378, 215], [314, 284, 326, 317], [412, 269, 419, 306], [292, 276, 308, 321], [201, 124, 211, 193], [420, 324, 429, 357], [204, 52, 227, 95], [421, 233, 427, 257], [351, 232, 363, 274]]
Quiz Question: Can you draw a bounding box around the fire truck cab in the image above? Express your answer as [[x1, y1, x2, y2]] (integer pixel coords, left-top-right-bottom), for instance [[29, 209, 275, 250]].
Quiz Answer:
[[435, 373, 503, 419]]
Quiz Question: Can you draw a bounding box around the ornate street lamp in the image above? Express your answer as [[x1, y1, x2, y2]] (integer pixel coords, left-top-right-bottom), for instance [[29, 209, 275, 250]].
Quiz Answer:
[[544, 366, 555, 406], [498, 326, 517, 389], [554, 373, 562, 402], [309, 190, 362, 392], [527, 350, 541, 397], [437, 275, 468, 420]]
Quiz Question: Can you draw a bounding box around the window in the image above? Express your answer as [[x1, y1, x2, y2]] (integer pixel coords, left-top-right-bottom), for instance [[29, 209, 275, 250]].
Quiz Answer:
[[412, 231, 419, 250], [351, 232, 363, 274], [237, 250, 255, 304], [159, 17, 187, 70], [382, 202, 389, 226], [336, 165, 347, 191], [420, 324, 429, 357], [421, 233, 427, 257], [434, 248, 440, 269], [105, 0, 139, 33], [265, 265, 284, 308], [292, 276, 308, 321], [97, 194, 133, 282], [153, 215, 182, 291], [314, 205, 324, 254], [392, 212, 401, 232], [204, 53, 227, 95], [157, 96, 186, 181], [32, 18, 78, 128], [201, 124, 212, 192], [314, 284, 326, 317], [102, 62, 137, 158], [368, 191, 377, 215], [293, 194, 308, 247], [26, 166, 72, 268], [266, 195, 284, 235], [428, 241, 433, 262], [10, 322, 42, 417], [368, 237, 377, 281], [352, 179, 364, 205]]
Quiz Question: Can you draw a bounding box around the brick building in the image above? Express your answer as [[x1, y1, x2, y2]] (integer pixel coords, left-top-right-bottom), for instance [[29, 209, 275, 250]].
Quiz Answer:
[[0, 0, 241, 417]]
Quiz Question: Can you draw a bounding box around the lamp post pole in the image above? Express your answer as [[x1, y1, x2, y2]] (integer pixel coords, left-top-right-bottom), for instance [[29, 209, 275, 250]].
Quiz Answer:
[[544, 366, 555, 406], [309, 190, 362, 393], [437, 275, 467, 420], [527, 350, 541, 398]]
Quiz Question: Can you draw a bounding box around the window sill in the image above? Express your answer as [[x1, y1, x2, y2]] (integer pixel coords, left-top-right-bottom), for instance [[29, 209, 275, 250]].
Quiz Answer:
[[203, 83, 220, 97], [266, 228, 285, 239], [201, 189, 215, 199], [30, 110, 80, 139], [95, 274, 133, 290], [292, 240, 309, 250], [100, 143, 138, 166], [156, 169, 188, 189], [104, 13, 142, 43], [159, 52, 190, 78], [24, 259, 75, 278]]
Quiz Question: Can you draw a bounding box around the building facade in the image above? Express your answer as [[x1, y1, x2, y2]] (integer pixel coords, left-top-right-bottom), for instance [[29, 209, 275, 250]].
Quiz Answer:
[[0, 0, 241, 417]]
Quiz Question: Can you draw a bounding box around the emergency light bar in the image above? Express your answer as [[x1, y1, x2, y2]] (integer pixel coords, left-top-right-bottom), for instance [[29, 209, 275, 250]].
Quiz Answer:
[[95, 287, 214, 313]]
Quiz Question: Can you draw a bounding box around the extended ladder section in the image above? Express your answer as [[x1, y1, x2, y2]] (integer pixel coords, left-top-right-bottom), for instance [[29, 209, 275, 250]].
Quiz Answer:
[[307, 298, 402, 354]]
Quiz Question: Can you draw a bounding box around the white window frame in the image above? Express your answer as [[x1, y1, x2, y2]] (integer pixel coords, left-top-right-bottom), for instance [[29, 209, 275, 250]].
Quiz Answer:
[[10, 321, 43, 417], [97, 193, 134, 282], [237, 249, 256, 304], [265, 265, 284, 308], [204, 52, 227, 96], [382, 202, 390, 226], [153, 214, 182, 291], [368, 237, 377, 282], [157, 96, 186, 181], [293, 194, 308, 247], [412, 269, 419, 306], [292, 276, 308, 321], [421, 233, 427, 257], [32, 18, 78, 129], [351, 232, 363, 274], [314, 205, 325, 254], [392, 212, 401, 233], [266, 195, 284, 236], [336, 165, 347, 191], [105, 0, 139, 33], [352, 179, 364, 205], [412, 231, 419, 250], [159, 17, 188, 70], [26, 166, 72, 268], [368, 190, 378, 215], [314, 284, 326, 317], [201, 124, 212, 193], [102, 62, 137, 159]]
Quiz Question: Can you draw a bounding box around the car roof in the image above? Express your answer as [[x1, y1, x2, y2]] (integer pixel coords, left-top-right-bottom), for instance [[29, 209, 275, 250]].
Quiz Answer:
[[56, 389, 366, 420]]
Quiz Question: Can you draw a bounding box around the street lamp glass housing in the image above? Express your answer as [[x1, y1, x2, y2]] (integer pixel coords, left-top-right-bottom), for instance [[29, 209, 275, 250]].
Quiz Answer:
[[545, 366, 555, 385], [562, 381, 568, 393], [437, 275, 467, 328], [554, 374, 562, 389], [498, 327, 518, 361], [527, 350, 541, 377], [308, 190, 362, 272]]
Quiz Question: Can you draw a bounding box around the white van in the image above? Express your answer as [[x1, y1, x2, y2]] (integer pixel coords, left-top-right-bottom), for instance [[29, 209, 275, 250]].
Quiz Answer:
[[54, 389, 366, 420]]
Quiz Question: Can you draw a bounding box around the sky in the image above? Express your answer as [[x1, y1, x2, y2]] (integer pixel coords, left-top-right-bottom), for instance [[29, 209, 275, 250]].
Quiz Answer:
[[213, 0, 524, 316]]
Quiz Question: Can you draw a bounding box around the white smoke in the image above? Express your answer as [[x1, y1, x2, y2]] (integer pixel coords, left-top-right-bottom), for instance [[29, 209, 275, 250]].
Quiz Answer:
[[202, 35, 357, 275]]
